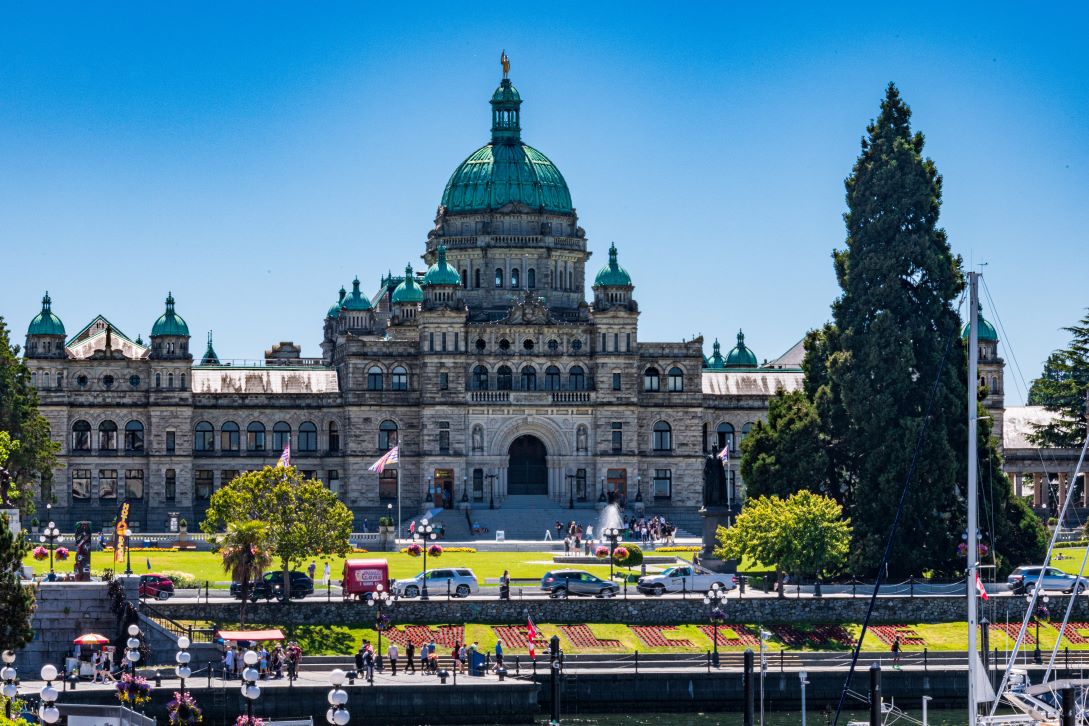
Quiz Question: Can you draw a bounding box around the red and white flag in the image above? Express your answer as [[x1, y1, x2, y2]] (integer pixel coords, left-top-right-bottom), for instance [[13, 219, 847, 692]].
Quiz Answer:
[[527, 617, 538, 658], [975, 572, 989, 601], [718, 445, 730, 463], [369, 445, 399, 473], [276, 444, 291, 468]]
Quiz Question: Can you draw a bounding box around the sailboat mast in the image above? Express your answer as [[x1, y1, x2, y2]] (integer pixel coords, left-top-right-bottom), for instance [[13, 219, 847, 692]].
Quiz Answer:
[[967, 271, 980, 726]]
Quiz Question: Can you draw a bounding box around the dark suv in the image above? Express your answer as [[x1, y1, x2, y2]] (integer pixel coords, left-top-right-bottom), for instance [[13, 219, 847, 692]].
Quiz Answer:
[[231, 571, 314, 602], [139, 573, 175, 600]]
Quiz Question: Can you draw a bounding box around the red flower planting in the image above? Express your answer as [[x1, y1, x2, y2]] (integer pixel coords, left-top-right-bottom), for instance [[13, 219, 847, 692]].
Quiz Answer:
[[768, 625, 855, 648], [491, 625, 544, 650], [1046, 621, 1089, 645], [383, 625, 464, 648], [560, 625, 622, 649], [698, 625, 762, 646], [428, 544, 443, 558], [55, 547, 70, 561], [405, 543, 422, 557], [594, 546, 610, 558], [630, 626, 693, 648], [990, 621, 1035, 645], [869, 625, 925, 647]]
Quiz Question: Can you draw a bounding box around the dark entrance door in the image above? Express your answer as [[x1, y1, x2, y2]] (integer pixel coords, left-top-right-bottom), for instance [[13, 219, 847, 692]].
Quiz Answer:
[[507, 435, 548, 495]]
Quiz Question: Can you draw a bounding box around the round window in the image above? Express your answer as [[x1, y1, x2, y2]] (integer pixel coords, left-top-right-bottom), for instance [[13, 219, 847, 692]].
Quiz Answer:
[[102, 375, 115, 389], [571, 339, 583, 351], [475, 338, 486, 352], [129, 375, 140, 387], [523, 339, 534, 351], [499, 339, 511, 351], [77, 374, 88, 388], [547, 339, 559, 352]]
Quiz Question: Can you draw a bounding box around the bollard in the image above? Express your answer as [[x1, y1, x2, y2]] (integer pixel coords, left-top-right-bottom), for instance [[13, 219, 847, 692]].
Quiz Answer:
[[743, 649, 754, 726], [707, 651, 711, 674], [1062, 685, 1075, 726], [869, 662, 881, 726], [207, 661, 213, 688], [155, 670, 161, 687], [923, 648, 928, 671], [739, 576, 746, 596]]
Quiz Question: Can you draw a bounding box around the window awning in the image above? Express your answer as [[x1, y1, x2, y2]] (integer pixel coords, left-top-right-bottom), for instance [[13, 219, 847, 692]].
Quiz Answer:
[[216, 629, 285, 642]]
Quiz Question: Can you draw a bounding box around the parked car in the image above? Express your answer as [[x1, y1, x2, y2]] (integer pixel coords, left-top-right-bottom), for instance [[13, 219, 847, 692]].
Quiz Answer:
[[540, 570, 619, 598], [230, 571, 314, 601], [393, 568, 479, 598], [1007, 566, 1089, 594], [636, 564, 736, 596], [139, 573, 175, 600]]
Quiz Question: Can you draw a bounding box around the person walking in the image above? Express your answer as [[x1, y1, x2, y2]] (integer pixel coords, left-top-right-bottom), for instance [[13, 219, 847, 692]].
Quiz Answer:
[[224, 647, 235, 681], [362, 645, 375, 683], [891, 635, 902, 669], [495, 639, 504, 668], [405, 641, 416, 674], [387, 642, 398, 676], [307, 560, 317, 582], [354, 643, 364, 675], [499, 569, 510, 600], [323, 561, 331, 589], [543, 528, 552, 541]]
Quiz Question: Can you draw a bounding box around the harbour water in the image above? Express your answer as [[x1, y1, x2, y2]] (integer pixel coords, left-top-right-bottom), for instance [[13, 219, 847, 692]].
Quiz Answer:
[[528, 712, 967, 725]]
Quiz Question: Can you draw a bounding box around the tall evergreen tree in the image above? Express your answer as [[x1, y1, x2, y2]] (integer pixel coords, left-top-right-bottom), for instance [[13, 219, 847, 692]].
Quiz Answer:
[[0, 440, 34, 652], [739, 390, 828, 499], [1027, 311, 1089, 448], [0, 317, 58, 511]]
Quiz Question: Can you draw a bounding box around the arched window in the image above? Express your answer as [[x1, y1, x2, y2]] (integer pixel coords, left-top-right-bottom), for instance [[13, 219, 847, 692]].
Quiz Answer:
[[391, 366, 408, 391], [544, 366, 561, 390], [495, 268, 504, 288], [461, 270, 468, 289], [220, 421, 239, 452], [97, 420, 118, 451], [367, 366, 383, 391], [497, 366, 513, 390], [475, 269, 481, 288], [194, 421, 214, 452], [299, 422, 317, 452], [247, 422, 266, 451], [379, 420, 398, 451], [528, 268, 536, 289], [991, 376, 1000, 393], [653, 421, 673, 452], [569, 365, 585, 391], [272, 422, 291, 452], [328, 421, 340, 452], [124, 421, 144, 452], [741, 422, 754, 444], [716, 423, 735, 453], [72, 420, 91, 451], [667, 366, 684, 392], [521, 365, 537, 391], [511, 269, 520, 289], [168, 372, 174, 388], [472, 365, 489, 390], [155, 373, 161, 388], [644, 367, 661, 392]]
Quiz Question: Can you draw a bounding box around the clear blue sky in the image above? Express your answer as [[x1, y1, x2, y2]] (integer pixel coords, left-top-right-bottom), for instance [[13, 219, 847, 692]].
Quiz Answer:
[[2, 3, 1086, 404]]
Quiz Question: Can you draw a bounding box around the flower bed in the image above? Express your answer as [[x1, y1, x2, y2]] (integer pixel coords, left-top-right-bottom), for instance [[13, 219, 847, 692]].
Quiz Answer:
[[769, 624, 854, 648], [383, 625, 464, 648], [115, 673, 152, 707], [560, 625, 621, 649], [698, 625, 761, 646], [1047, 621, 1089, 645], [630, 626, 693, 648], [990, 621, 1035, 645], [491, 625, 544, 650], [869, 625, 925, 647], [656, 546, 702, 553]]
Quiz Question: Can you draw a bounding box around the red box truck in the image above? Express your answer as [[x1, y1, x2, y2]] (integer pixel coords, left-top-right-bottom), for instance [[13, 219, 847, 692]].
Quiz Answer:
[[341, 559, 391, 601]]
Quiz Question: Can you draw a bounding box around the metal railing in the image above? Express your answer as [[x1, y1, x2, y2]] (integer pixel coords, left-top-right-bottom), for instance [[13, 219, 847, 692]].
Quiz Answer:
[[141, 603, 216, 643]]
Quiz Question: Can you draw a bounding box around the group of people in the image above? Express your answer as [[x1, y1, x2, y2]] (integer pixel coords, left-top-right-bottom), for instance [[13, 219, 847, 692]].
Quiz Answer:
[[306, 560, 332, 587], [352, 638, 506, 679], [628, 514, 677, 546], [222, 641, 303, 680], [551, 520, 594, 553], [547, 514, 678, 550], [89, 648, 116, 683]]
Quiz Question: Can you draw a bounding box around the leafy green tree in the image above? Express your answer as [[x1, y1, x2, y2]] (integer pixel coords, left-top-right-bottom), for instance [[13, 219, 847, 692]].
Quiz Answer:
[[1028, 311, 1089, 448], [201, 467, 352, 598], [715, 490, 850, 596], [0, 318, 58, 511], [0, 440, 34, 651], [740, 390, 828, 499], [215, 520, 271, 626]]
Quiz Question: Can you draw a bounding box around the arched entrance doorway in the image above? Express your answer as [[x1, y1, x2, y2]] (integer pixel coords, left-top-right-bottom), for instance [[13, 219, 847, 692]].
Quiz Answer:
[[507, 435, 548, 495]]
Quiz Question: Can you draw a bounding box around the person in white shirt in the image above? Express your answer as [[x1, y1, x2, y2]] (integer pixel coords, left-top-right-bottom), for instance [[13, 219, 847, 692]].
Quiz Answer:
[[387, 642, 398, 676], [323, 562, 331, 588]]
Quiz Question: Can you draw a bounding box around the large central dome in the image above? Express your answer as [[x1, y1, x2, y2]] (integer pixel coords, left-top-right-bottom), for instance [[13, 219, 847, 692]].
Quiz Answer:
[[439, 77, 573, 215]]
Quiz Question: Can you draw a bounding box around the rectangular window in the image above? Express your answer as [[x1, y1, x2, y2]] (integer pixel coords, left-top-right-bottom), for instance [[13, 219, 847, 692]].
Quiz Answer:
[[166, 431, 176, 454], [327, 469, 341, 499], [606, 468, 628, 500], [576, 468, 587, 501], [125, 469, 144, 499], [613, 333, 619, 351], [328, 424, 340, 453], [221, 470, 239, 489], [611, 422, 623, 454], [72, 469, 91, 500], [438, 422, 450, 454], [165, 469, 176, 501], [379, 470, 398, 500], [100, 426, 117, 451], [195, 470, 214, 500], [653, 468, 673, 499], [248, 426, 266, 451], [429, 333, 434, 352], [125, 425, 144, 452], [601, 333, 607, 351], [439, 372, 449, 390], [626, 333, 631, 352], [612, 373, 621, 391], [99, 469, 118, 499], [300, 470, 316, 480], [473, 468, 484, 502], [442, 333, 447, 352]]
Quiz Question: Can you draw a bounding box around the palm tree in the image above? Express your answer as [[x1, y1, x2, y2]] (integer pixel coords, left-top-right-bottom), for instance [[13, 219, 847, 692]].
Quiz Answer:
[[217, 520, 271, 627]]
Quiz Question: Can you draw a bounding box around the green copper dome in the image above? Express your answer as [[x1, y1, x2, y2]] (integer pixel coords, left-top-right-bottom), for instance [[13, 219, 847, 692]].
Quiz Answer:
[[961, 304, 998, 342], [704, 338, 726, 370], [327, 287, 346, 318], [440, 77, 573, 215], [392, 265, 424, 303], [725, 330, 758, 368], [423, 245, 462, 286], [594, 243, 632, 287], [341, 278, 372, 311], [28, 292, 65, 336], [200, 331, 221, 366], [151, 293, 189, 337]]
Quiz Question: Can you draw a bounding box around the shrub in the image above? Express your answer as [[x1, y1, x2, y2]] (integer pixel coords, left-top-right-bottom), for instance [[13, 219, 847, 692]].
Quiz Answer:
[[160, 570, 201, 589], [378, 516, 394, 527], [615, 544, 643, 569]]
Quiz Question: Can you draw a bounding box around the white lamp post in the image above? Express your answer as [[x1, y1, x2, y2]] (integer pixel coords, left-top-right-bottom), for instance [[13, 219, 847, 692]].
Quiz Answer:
[[412, 519, 437, 600], [326, 668, 350, 725], [367, 583, 396, 673], [175, 635, 192, 695], [39, 664, 59, 725], [126, 624, 142, 676], [241, 650, 260, 722], [2, 650, 17, 720], [702, 583, 727, 668]]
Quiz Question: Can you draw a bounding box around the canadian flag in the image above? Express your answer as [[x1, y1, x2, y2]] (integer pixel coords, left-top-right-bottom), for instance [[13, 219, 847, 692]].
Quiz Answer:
[[527, 617, 538, 658], [975, 572, 989, 601]]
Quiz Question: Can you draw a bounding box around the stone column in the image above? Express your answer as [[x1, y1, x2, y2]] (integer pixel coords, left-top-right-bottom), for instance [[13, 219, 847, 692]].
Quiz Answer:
[[1034, 473, 1044, 508], [1014, 472, 1022, 498], [1083, 474, 1089, 508], [1059, 473, 1069, 513]]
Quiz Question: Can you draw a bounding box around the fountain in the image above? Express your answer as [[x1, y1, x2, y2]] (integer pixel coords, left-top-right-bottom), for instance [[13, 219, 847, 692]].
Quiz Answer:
[[596, 503, 625, 541]]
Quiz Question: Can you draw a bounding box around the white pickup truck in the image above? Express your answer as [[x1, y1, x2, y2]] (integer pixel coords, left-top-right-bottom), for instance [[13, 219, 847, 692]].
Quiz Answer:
[[636, 564, 736, 596]]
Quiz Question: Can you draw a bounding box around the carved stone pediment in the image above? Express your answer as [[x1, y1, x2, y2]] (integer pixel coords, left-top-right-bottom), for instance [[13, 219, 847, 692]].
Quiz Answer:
[[501, 292, 554, 325]]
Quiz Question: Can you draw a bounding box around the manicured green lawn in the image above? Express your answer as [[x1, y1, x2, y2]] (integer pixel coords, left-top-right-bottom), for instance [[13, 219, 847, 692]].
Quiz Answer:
[[1050, 547, 1089, 576], [21, 549, 650, 586]]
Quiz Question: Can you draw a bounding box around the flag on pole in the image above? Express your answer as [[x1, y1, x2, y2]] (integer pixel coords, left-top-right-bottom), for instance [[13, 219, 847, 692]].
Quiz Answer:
[[975, 572, 989, 601], [146, 557, 152, 571], [276, 444, 291, 468], [527, 617, 538, 658], [718, 445, 730, 463], [369, 445, 399, 474]]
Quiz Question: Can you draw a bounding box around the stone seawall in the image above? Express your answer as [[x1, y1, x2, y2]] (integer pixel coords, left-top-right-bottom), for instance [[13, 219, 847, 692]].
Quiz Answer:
[[22, 582, 121, 672], [155, 592, 1076, 626]]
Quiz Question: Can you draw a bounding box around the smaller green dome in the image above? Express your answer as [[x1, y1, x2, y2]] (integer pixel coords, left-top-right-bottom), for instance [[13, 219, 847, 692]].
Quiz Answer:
[[704, 338, 726, 370], [327, 287, 346, 318], [392, 265, 424, 304], [725, 330, 758, 368], [961, 304, 998, 342], [423, 245, 462, 286], [151, 292, 189, 337], [341, 278, 373, 311], [594, 244, 632, 287], [27, 292, 65, 336], [200, 331, 221, 366]]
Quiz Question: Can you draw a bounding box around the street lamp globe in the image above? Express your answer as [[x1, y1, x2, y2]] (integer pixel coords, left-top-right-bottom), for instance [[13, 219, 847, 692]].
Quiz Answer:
[[128, 624, 140, 637], [243, 650, 259, 667], [40, 665, 57, 682], [328, 669, 346, 687], [177, 636, 191, 650]]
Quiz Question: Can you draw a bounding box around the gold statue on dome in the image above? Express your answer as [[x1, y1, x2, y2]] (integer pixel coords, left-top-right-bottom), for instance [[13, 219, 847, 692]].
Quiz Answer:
[[501, 50, 510, 78]]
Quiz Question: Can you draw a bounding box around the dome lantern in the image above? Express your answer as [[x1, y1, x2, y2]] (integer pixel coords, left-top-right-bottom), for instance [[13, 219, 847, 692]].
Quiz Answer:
[[341, 278, 373, 312], [961, 303, 998, 342], [327, 287, 347, 319], [150, 292, 190, 338], [594, 243, 633, 287], [422, 245, 462, 287], [200, 331, 221, 366], [25, 291, 66, 359], [705, 338, 727, 370], [392, 265, 425, 304], [725, 330, 758, 369], [27, 291, 65, 337]]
